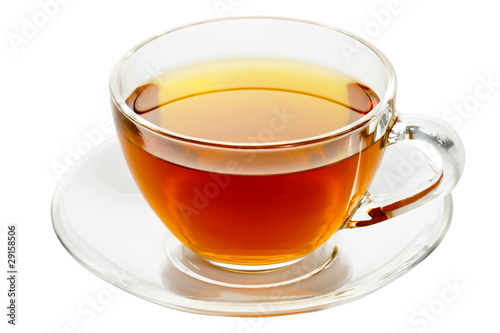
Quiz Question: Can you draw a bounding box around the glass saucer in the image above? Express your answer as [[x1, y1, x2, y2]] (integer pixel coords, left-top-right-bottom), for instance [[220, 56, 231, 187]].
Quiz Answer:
[[52, 137, 453, 316]]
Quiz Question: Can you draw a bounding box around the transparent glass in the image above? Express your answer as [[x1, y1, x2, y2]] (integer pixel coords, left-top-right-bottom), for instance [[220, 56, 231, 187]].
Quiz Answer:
[[109, 17, 464, 269], [49, 17, 467, 316], [51, 137, 454, 316]]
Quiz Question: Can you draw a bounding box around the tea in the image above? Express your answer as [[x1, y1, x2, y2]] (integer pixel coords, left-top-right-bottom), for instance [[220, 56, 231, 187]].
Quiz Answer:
[[114, 58, 384, 265]]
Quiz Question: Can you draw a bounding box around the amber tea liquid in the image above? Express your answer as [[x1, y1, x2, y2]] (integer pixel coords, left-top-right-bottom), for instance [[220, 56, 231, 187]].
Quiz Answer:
[[114, 58, 384, 265]]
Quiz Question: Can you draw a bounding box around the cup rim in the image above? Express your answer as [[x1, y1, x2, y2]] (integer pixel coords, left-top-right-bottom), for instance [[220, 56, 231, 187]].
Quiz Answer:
[[109, 16, 397, 149]]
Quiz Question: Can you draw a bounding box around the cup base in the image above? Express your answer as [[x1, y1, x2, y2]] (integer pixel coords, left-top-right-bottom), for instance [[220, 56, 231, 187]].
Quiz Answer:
[[164, 233, 339, 289], [204, 256, 308, 272]]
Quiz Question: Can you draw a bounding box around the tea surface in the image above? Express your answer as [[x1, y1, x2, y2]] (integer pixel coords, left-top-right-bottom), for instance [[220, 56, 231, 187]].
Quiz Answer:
[[129, 58, 378, 143]]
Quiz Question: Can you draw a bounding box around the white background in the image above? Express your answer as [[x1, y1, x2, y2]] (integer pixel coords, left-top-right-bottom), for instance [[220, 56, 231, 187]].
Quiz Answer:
[[1, 0, 499, 332]]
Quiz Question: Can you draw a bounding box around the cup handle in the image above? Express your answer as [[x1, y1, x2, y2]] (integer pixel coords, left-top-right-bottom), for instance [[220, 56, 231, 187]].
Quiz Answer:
[[346, 113, 465, 228]]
